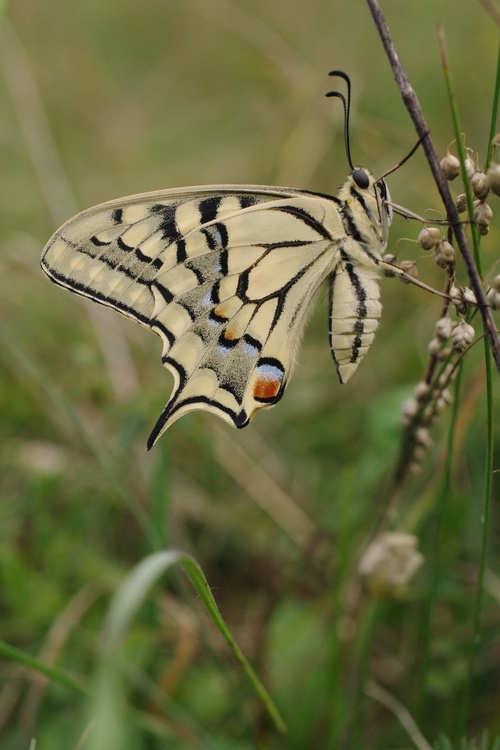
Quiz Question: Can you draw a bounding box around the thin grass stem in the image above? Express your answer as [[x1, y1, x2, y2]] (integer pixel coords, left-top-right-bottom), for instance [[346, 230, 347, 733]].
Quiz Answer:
[[486, 36, 500, 168], [438, 24, 499, 742]]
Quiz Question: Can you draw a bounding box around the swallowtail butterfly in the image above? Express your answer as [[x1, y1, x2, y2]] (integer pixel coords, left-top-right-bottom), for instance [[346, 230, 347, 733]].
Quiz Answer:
[[41, 72, 415, 448]]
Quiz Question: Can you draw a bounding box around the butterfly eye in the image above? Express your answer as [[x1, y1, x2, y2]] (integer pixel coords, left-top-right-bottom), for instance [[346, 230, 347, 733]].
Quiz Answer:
[[352, 169, 370, 189]]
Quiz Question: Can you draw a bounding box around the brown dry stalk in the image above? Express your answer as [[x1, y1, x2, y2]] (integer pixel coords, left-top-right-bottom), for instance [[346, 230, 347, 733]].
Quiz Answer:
[[365, 0, 500, 377]]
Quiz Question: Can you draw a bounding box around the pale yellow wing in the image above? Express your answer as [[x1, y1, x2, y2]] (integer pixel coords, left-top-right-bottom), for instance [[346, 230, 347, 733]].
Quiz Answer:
[[41, 185, 346, 446]]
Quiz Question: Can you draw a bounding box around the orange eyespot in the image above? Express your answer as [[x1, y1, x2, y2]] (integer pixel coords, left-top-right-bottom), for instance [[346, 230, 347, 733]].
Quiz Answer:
[[253, 376, 281, 401], [252, 359, 285, 403]]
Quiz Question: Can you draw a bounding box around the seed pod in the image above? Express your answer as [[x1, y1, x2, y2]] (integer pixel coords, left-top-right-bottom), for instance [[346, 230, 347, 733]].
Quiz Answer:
[[451, 320, 475, 352], [428, 337, 442, 356], [487, 274, 500, 310], [456, 193, 467, 213], [436, 390, 453, 412], [437, 345, 452, 361], [399, 260, 418, 280], [415, 427, 433, 451], [487, 288, 500, 309], [441, 151, 460, 180], [450, 285, 468, 315], [471, 171, 489, 200], [474, 200, 493, 235], [435, 316, 453, 341], [401, 398, 419, 425], [433, 240, 455, 269], [414, 381, 430, 400], [418, 226, 442, 250], [461, 287, 477, 306], [441, 388, 453, 405], [487, 163, 500, 196], [465, 154, 476, 179], [438, 363, 456, 388]]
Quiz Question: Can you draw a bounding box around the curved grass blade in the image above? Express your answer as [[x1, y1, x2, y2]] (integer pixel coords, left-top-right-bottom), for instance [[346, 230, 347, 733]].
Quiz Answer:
[[89, 550, 286, 749], [0, 639, 86, 694]]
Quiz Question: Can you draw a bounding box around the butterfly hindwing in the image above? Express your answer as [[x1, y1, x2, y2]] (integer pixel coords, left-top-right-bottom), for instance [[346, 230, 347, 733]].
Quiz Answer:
[[42, 185, 350, 446]]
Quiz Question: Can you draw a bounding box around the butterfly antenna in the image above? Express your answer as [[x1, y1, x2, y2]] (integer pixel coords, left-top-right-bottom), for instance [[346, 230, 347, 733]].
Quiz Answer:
[[326, 70, 354, 171], [377, 132, 429, 180]]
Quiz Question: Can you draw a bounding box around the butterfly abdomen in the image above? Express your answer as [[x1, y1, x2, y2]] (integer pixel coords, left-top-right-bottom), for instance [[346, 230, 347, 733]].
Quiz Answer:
[[328, 256, 382, 384]]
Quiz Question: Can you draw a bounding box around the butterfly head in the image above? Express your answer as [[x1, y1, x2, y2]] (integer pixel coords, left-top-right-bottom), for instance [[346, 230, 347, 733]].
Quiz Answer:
[[339, 167, 392, 248]]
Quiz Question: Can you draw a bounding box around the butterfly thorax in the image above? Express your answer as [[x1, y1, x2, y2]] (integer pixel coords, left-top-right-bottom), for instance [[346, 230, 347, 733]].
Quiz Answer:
[[337, 168, 392, 259]]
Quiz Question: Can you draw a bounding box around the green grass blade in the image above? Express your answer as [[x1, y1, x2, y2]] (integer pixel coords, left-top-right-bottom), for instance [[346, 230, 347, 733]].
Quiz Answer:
[[486, 35, 500, 168], [89, 550, 286, 750], [0, 639, 86, 694], [438, 25, 498, 741]]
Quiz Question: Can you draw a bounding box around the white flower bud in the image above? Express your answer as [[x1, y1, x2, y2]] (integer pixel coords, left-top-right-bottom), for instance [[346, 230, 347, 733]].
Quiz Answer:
[[399, 260, 418, 280], [461, 287, 477, 306], [456, 193, 467, 213], [487, 289, 500, 309], [487, 275, 500, 309], [414, 381, 430, 400], [451, 320, 475, 352], [415, 427, 433, 450], [465, 155, 476, 179], [441, 387, 454, 404], [435, 316, 453, 341], [437, 346, 452, 361], [441, 152, 460, 180], [433, 240, 455, 269], [401, 398, 419, 425], [435, 388, 453, 413], [487, 163, 500, 196], [358, 532, 424, 598], [418, 226, 442, 250], [435, 396, 447, 413], [471, 171, 490, 200], [474, 200, 493, 235], [428, 337, 442, 356], [438, 363, 456, 388], [491, 274, 500, 289], [450, 285, 468, 315]]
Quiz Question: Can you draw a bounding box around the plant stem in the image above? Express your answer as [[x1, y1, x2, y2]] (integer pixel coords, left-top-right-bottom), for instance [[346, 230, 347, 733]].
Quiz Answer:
[[365, 0, 500, 377]]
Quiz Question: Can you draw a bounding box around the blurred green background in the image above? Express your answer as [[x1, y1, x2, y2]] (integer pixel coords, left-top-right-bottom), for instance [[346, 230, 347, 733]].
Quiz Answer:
[[1, 0, 500, 748]]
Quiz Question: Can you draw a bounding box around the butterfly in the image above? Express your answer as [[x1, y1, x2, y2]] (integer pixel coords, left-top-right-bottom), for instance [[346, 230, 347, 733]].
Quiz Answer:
[[41, 72, 412, 449]]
